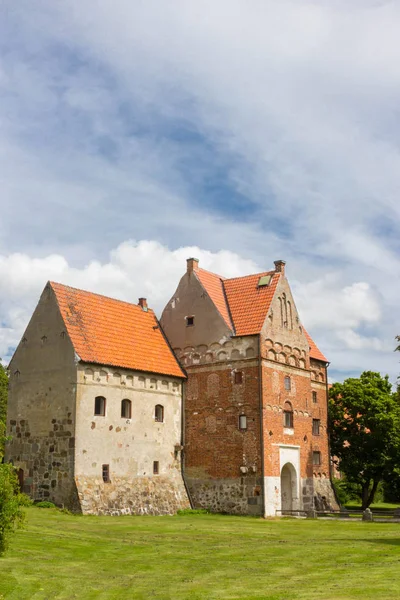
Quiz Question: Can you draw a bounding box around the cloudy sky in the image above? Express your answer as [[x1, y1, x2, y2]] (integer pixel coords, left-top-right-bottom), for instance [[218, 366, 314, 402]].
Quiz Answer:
[[1, 1, 399, 383]]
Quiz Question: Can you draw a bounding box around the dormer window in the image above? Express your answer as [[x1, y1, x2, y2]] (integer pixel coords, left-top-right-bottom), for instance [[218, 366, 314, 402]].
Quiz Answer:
[[186, 316, 195, 327]]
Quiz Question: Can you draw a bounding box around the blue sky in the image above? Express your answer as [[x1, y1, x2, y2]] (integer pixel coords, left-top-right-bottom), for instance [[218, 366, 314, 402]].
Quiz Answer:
[[1, 0, 400, 383]]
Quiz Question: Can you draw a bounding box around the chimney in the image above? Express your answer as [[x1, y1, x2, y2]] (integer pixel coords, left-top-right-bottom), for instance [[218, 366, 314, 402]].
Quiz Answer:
[[274, 260, 286, 275], [187, 257, 199, 274], [138, 297, 148, 311]]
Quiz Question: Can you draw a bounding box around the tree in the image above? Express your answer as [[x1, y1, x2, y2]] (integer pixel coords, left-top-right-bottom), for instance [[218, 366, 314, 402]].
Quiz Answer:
[[0, 364, 26, 556], [0, 464, 25, 555], [0, 362, 8, 458], [329, 371, 400, 509]]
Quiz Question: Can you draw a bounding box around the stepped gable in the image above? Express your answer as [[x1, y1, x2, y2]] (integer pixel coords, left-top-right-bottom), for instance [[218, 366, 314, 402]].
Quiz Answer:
[[194, 265, 327, 362], [50, 282, 185, 378]]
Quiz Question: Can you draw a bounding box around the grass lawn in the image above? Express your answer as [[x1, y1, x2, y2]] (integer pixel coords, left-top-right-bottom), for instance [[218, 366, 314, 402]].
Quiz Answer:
[[1, 508, 400, 600]]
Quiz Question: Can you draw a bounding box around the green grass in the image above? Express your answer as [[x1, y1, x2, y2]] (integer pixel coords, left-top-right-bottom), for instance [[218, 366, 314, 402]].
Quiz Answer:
[[1, 507, 400, 600]]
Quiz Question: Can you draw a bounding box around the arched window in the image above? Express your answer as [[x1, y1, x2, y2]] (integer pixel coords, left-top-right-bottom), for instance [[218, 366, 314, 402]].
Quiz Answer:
[[155, 404, 164, 423], [121, 399, 132, 419], [94, 396, 106, 416], [283, 401, 293, 429]]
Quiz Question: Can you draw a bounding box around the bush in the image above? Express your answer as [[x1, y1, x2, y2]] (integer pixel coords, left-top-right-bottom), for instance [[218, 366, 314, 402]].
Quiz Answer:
[[0, 464, 25, 555], [35, 501, 56, 509]]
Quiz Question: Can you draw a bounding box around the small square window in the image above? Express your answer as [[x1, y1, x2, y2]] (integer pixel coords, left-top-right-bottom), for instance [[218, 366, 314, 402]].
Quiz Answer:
[[312, 391, 317, 403], [186, 316, 194, 327], [313, 451, 321, 466], [102, 464, 110, 483], [153, 461, 159, 475], [234, 371, 243, 385], [312, 419, 320, 435], [284, 376, 291, 391]]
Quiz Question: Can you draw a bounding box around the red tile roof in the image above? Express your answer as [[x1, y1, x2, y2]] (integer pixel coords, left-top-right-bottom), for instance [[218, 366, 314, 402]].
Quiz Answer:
[[194, 267, 328, 363], [195, 268, 232, 329], [304, 329, 328, 363], [223, 271, 280, 336], [50, 282, 185, 378]]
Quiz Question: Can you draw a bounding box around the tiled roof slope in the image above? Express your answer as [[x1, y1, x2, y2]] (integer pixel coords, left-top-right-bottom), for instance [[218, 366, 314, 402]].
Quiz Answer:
[[194, 267, 327, 363], [304, 329, 328, 363], [195, 268, 232, 329], [223, 271, 280, 336], [50, 282, 185, 378]]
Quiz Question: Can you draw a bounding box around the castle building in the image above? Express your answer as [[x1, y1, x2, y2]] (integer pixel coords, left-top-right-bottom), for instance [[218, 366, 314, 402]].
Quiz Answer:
[[5, 282, 190, 515], [5, 258, 337, 516], [161, 258, 337, 516]]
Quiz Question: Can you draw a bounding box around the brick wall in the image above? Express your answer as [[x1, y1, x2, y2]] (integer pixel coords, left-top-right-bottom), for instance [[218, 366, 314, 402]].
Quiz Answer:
[[184, 360, 263, 514]]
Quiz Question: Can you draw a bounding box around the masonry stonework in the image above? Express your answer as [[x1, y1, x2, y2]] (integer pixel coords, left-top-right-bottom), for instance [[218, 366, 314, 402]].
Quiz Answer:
[[6, 282, 190, 515]]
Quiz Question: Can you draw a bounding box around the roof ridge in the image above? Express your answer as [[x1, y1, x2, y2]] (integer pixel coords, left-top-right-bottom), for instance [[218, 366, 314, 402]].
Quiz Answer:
[[224, 270, 276, 282], [49, 281, 153, 313]]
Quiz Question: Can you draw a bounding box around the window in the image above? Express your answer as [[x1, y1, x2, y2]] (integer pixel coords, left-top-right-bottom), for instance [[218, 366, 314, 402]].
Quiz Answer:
[[312, 391, 317, 404], [121, 399, 132, 419], [155, 404, 164, 423], [284, 376, 291, 391], [186, 316, 194, 327], [312, 419, 320, 435], [102, 464, 110, 483], [234, 371, 243, 385], [283, 402, 293, 428], [153, 461, 159, 475], [239, 414, 247, 430], [313, 451, 321, 466], [94, 396, 106, 416]]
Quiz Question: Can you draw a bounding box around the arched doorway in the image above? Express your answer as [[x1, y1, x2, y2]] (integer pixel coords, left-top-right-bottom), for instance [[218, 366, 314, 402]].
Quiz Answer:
[[281, 463, 297, 514]]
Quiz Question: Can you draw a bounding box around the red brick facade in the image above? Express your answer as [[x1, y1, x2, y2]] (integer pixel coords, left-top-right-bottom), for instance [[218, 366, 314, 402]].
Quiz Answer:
[[161, 258, 338, 516]]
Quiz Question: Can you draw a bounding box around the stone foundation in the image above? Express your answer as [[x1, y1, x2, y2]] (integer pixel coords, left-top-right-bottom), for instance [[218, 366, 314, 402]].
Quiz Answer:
[[313, 475, 340, 511], [187, 476, 263, 515], [5, 417, 80, 511], [75, 474, 190, 515]]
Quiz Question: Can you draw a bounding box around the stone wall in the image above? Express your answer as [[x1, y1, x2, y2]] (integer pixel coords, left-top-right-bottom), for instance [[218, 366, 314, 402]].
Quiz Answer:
[[7, 416, 80, 509], [187, 476, 263, 515], [75, 474, 189, 515], [314, 474, 340, 511], [5, 284, 79, 508]]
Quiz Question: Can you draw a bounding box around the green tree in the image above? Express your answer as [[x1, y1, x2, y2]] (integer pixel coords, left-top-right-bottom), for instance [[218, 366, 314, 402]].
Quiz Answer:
[[329, 371, 400, 509], [0, 362, 8, 458], [0, 364, 27, 556], [0, 464, 26, 555]]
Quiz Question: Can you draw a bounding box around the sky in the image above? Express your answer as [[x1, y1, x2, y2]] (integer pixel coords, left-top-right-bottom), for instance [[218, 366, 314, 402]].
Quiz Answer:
[[1, 0, 399, 384]]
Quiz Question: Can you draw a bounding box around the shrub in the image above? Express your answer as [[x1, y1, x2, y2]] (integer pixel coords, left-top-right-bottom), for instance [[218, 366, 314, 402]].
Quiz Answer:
[[0, 464, 25, 555], [35, 501, 56, 509]]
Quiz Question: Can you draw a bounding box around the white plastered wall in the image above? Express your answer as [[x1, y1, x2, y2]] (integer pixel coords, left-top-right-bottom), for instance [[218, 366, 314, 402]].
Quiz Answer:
[[264, 444, 301, 517]]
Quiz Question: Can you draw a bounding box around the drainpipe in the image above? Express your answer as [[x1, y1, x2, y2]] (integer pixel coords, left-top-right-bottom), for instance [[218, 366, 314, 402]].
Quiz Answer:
[[180, 378, 194, 509], [258, 334, 266, 518]]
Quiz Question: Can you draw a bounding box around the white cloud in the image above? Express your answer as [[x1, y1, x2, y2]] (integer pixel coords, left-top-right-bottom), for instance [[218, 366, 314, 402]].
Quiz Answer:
[[0, 240, 259, 362], [1, 1, 400, 382]]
